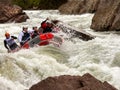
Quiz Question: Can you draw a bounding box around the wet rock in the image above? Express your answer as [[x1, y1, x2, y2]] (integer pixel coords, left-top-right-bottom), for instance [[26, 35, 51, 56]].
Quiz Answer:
[[91, 0, 120, 31], [0, 3, 29, 23], [52, 20, 95, 41], [8, 12, 29, 23], [59, 0, 100, 14], [29, 73, 117, 90]]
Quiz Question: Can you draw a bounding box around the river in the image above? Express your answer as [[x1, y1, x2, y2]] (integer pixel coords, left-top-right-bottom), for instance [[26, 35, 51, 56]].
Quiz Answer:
[[0, 10, 120, 90]]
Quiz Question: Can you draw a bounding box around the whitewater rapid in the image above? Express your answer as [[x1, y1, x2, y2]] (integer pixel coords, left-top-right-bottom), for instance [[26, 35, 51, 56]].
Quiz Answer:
[[0, 10, 120, 90]]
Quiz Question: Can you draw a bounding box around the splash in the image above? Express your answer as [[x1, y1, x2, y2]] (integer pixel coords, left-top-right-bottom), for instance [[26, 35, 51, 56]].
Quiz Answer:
[[0, 10, 120, 90]]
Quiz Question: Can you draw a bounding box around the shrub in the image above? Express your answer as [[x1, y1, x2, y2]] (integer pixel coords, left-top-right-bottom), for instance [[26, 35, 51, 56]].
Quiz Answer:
[[12, 0, 67, 10]]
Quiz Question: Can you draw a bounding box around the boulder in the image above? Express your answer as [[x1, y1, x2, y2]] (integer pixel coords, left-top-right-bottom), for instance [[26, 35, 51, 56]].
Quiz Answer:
[[0, 3, 29, 23], [59, 0, 120, 31], [59, 0, 100, 14], [91, 0, 120, 31], [52, 20, 95, 41], [29, 73, 117, 90]]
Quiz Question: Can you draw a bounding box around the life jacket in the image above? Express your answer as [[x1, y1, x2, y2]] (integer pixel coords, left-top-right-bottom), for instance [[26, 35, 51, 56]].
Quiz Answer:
[[41, 22, 47, 29], [31, 31, 39, 39], [43, 27, 52, 33], [22, 31, 30, 42], [5, 37, 15, 47]]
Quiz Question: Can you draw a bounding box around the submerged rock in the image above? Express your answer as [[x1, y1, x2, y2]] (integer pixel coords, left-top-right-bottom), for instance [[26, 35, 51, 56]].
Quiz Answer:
[[0, 2, 29, 23], [91, 0, 120, 31], [59, 0, 100, 14], [52, 20, 95, 41], [29, 73, 117, 90]]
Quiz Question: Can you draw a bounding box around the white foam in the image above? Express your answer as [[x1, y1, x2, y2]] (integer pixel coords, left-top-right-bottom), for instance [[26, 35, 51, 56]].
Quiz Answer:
[[0, 10, 120, 90]]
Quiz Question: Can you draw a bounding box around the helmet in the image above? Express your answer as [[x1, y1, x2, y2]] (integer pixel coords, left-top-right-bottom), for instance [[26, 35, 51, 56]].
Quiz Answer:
[[5, 32, 10, 37]]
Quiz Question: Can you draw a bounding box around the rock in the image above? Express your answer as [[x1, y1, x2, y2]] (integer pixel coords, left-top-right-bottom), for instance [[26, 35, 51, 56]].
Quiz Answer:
[[59, 0, 100, 14], [8, 12, 29, 23], [91, 0, 120, 31], [0, 3, 29, 23], [59, 0, 120, 31], [0, 0, 12, 4], [29, 73, 117, 90], [52, 20, 95, 41]]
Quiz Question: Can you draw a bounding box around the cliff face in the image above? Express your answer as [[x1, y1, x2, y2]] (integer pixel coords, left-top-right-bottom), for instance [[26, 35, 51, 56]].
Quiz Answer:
[[1, 0, 120, 31], [0, 2, 29, 23], [59, 0, 100, 14], [29, 73, 117, 90], [59, 0, 120, 31], [0, 0, 12, 4], [91, 0, 120, 31]]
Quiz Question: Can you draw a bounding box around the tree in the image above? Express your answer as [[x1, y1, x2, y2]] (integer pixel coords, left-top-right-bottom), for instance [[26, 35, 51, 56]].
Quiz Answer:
[[12, 0, 68, 10]]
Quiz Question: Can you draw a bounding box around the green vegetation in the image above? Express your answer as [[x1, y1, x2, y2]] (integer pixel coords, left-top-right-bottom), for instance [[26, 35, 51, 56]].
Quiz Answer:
[[12, 0, 67, 10]]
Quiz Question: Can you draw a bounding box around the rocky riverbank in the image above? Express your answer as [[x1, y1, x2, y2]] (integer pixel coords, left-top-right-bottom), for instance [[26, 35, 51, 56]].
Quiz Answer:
[[0, 2, 29, 23], [29, 73, 117, 90], [91, 0, 120, 31], [1, 0, 120, 31], [59, 0, 120, 31]]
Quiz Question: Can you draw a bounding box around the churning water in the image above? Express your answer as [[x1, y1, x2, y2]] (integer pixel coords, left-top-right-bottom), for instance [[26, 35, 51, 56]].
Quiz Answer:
[[0, 10, 120, 90]]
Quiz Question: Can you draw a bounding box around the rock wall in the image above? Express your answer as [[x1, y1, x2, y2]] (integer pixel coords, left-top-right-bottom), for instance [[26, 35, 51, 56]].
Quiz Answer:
[[59, 0, 120, 31], [59, 0, 100, 14], [0, 0, 12, 4], [29, 73, 117, 90], [0, 3, 29, 23], [91, 0, 120, 31]]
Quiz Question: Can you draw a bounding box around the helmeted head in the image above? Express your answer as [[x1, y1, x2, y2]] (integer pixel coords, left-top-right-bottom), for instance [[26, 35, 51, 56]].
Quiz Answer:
[[23, 27, 28, 32], [5, 32, 10, 38]]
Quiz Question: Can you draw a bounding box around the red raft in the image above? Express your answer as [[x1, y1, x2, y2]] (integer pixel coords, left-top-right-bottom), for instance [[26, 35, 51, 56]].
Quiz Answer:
[[22, 33, 63, 49]]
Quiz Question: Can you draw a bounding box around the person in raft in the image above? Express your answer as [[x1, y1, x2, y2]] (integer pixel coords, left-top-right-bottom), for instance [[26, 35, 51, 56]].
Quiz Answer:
[[4, 32, 19, 53], [40, 18, 53, 33], [31, 26, 40, 39], [18, 27, 33, 46]]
